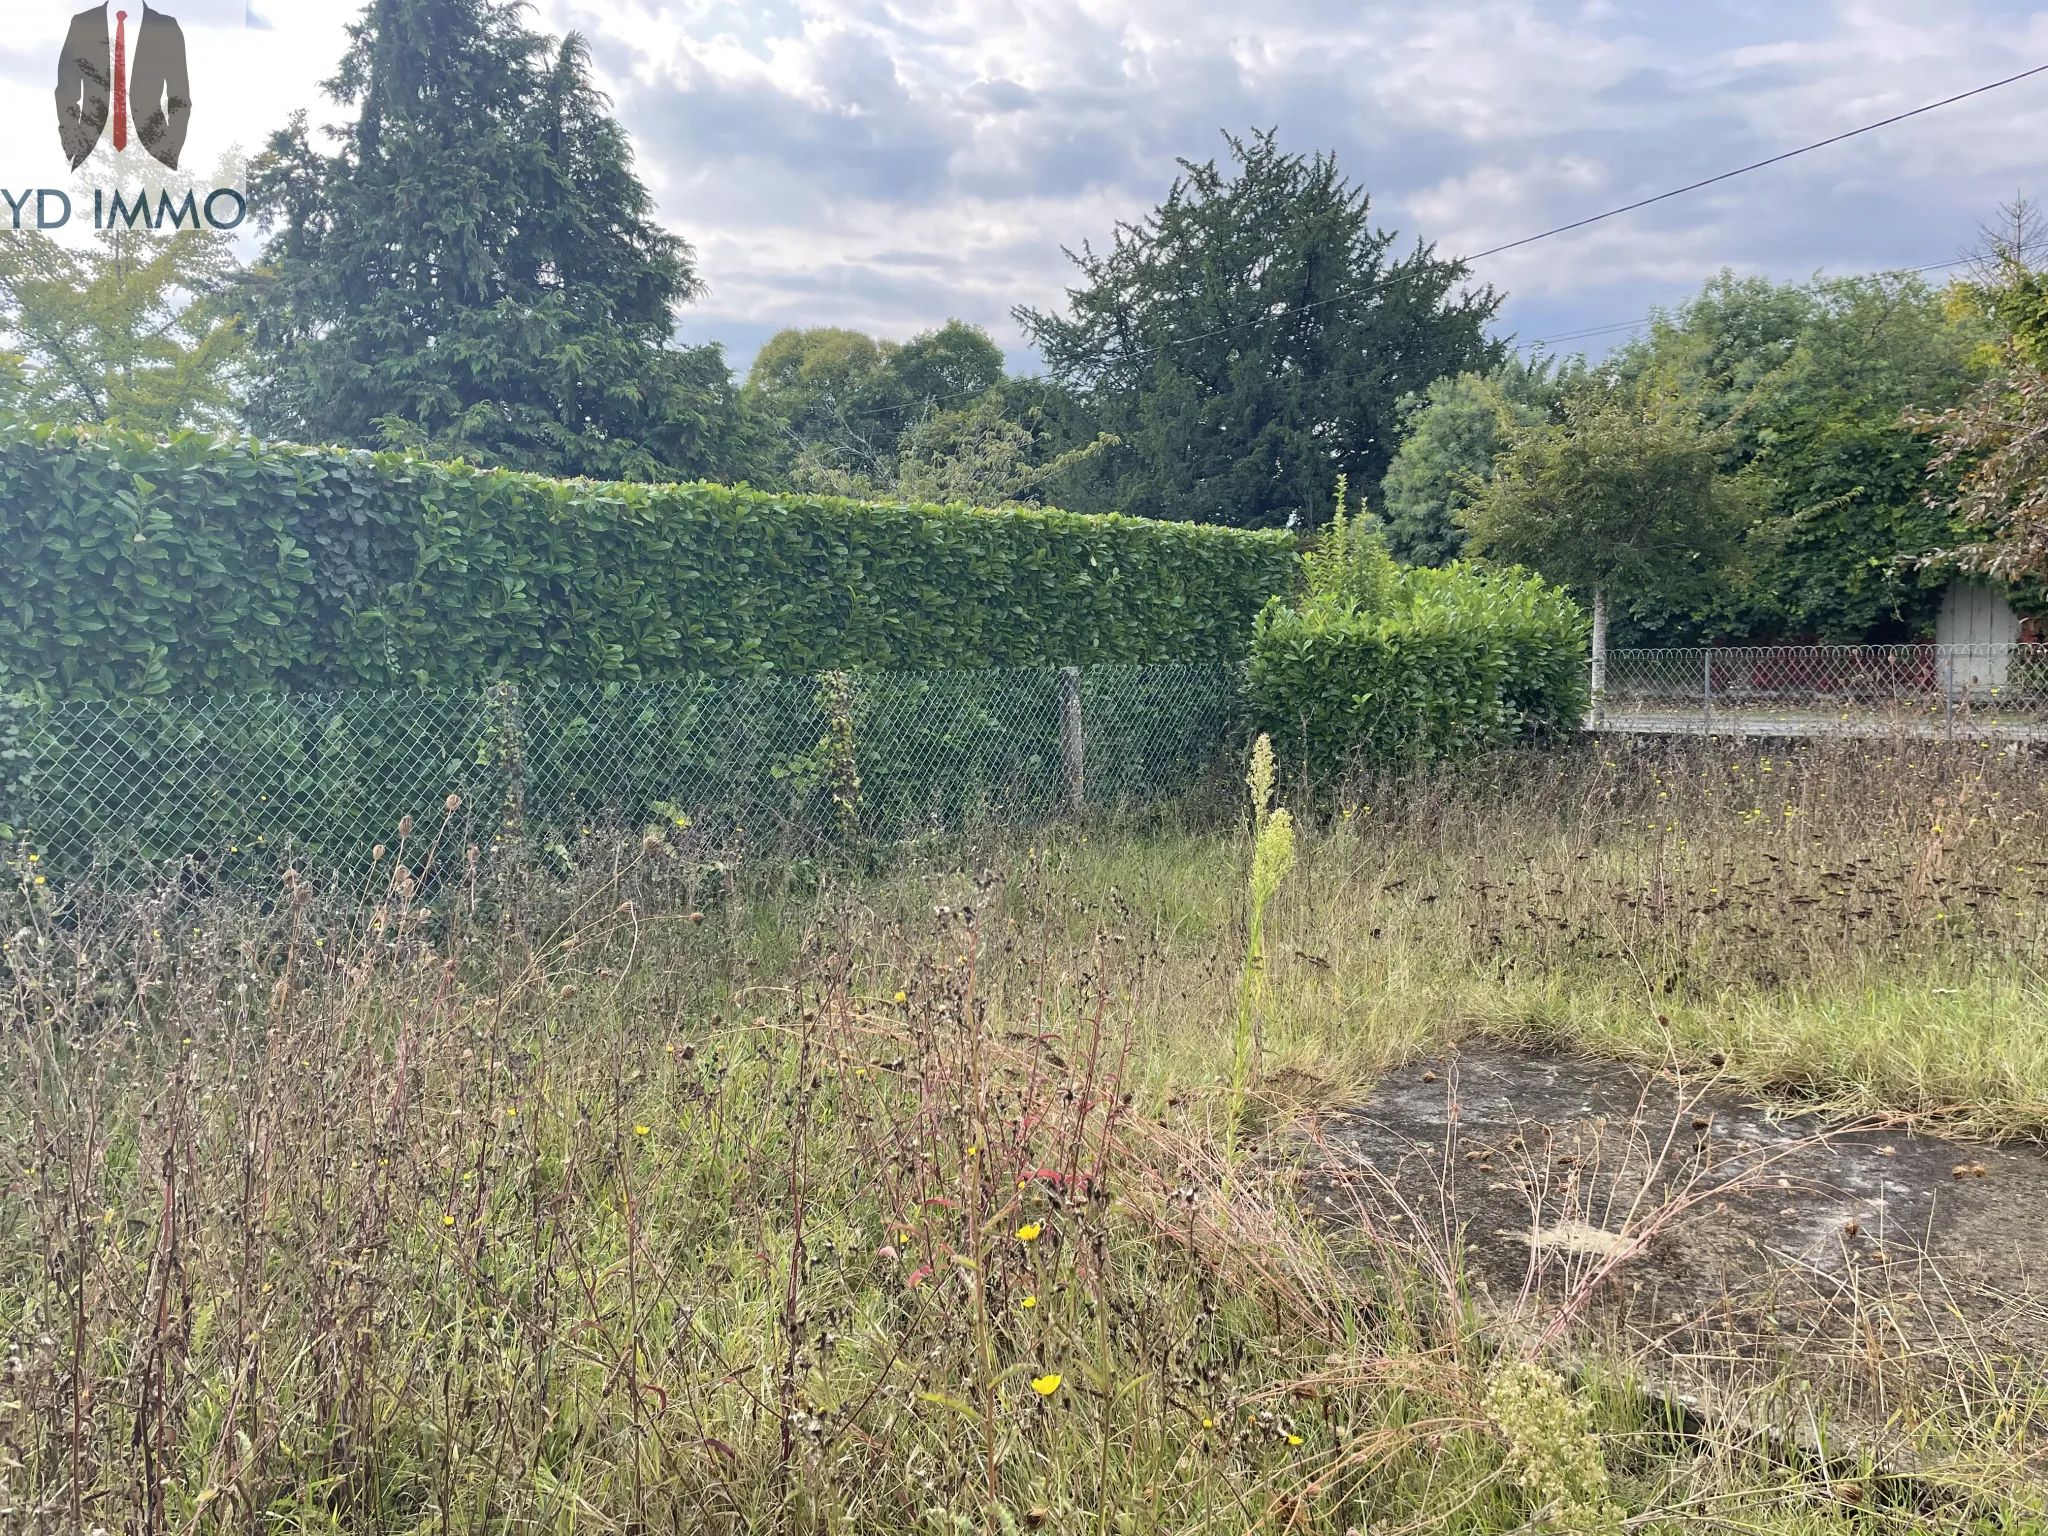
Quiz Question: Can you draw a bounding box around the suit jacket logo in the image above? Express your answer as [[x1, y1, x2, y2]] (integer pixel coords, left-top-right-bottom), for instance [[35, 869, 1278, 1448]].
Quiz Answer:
[[56, 4, 191, 171]]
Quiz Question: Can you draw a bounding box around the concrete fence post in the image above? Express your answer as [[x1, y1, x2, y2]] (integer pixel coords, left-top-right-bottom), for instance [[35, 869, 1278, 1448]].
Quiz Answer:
[[1589, 585, 1608, 725], [1059, 666, 1084, 813], [491, 681, 526, 845]]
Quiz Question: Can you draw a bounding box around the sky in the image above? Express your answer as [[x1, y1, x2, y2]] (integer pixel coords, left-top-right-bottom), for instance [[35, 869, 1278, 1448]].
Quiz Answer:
[[5, 0, 2048, 376]]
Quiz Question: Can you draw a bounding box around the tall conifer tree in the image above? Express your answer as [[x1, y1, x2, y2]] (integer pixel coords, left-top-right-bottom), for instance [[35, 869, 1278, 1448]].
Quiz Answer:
[[1018, 131, 1501, 528], [247, 0, 756, 481]]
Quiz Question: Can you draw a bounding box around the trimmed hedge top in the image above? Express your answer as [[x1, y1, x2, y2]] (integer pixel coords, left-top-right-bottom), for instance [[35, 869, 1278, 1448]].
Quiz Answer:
[[1247, 560, 1589, 777], [0, 426, 1298, 698]]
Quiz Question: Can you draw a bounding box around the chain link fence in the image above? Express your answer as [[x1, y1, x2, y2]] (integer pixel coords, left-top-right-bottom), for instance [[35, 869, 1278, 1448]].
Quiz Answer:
[[2, 664, 1241, 880], [1597, 644, 2048, 735]]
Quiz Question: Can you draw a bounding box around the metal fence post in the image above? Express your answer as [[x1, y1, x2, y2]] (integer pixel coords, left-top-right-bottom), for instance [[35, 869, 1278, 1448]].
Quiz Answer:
[[1702, 651, 1713, 728], [1059, 666, 1085, 812], [1943, 652, 1955, 734]]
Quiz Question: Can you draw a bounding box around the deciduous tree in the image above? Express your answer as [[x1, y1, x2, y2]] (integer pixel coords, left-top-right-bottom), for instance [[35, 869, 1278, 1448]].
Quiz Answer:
[[745, 320, 1014, 492], [742, 319, 1112, 503], [745, 327, 912, 491], [1603, 271, 1982, 641], [0, 225, 246, 433], [893, 392, 1115, 506], [1462, 390, 1748, 712], [1915, 201, 2048, 582]]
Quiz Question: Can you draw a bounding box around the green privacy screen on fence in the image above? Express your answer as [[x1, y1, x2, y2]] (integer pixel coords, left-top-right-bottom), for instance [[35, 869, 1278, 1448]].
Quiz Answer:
[[0, 427, 1297, 698], [2, 665, 1239, 876]]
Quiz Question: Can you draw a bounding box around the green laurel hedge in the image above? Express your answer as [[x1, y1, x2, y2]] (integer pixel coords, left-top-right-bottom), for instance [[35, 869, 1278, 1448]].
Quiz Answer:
[[1246, 562, 1589, 778], [0, 425, 1297, 698]]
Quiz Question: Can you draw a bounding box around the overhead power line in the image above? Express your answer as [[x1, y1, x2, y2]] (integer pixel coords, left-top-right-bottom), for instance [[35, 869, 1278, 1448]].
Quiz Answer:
[[1519, 254, 1980, 350], [834, 62, 2047, 422], [1524, 318, 1650, 346], [1469, 64, 2048, 261]]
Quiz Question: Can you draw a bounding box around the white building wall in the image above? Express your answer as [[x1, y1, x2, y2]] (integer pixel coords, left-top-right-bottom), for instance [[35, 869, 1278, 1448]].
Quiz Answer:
[[1933, 579, 2023, 686]]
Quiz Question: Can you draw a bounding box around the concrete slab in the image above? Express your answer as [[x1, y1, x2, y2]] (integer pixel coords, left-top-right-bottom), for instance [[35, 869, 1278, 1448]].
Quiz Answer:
[[1589, 713, 2048, 742], [1300, 1043, 2048, 1479]]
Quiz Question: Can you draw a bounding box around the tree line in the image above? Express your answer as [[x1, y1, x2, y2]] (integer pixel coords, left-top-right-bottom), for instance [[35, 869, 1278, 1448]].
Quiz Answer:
[[4, 0, 2045, 641], [1391, 242, 2048, 645]]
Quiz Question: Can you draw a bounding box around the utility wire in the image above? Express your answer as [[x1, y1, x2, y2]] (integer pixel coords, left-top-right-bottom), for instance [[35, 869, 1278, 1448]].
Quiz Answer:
[[1523, 319, 1651, 346], [1468, 65, 2048, 261], [831, 63, 2047, 423], [1520, 254, 1980, 349]]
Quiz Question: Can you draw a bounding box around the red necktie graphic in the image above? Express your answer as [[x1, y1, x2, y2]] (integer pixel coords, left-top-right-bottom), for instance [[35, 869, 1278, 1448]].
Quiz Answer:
[[112, 10, 129, 152]]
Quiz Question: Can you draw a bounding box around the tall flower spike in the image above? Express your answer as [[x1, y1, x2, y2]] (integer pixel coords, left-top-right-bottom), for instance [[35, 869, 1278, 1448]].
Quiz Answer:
[[1247, 733, 1276, 831], [1251, 808, 1297, 910]]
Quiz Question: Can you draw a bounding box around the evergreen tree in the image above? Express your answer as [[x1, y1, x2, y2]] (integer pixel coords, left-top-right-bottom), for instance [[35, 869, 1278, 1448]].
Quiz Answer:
[[1017, 130, 1501, 528], [246, 0, 757, 481]]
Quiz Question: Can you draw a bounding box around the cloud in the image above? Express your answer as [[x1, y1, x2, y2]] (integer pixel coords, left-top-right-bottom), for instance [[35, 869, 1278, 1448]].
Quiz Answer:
[[9, 0, 2046, 369], [537, 0, 2048, 370], [0, 43, 46, 89]]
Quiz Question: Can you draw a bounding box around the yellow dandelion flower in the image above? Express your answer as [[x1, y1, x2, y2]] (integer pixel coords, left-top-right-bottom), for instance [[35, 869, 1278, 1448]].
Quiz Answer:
[[1287, 1434, 1303, 1446], [893, 991, 907, 1003], [1201, 1417, 1213, 1429], [1030, 1373, 1062, 1396], [1021, 1294, 1038, 1309], [1016, 1222, 1042, 1242], [443, 1215, 455, 1226], [634, 1125, 651, 1136]]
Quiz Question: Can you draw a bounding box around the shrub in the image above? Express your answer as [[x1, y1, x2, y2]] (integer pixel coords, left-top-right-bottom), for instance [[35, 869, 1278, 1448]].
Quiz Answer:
[[0, 425, 1297, 698], [1245, 561, 1587, 779], [1300, 478, 1401, 613]]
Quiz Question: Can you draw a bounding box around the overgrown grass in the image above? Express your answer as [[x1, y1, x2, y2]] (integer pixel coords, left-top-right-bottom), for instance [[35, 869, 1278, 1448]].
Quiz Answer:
[[3, 733, 2046, 1533], [1044, 734, 2048, 1134]]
